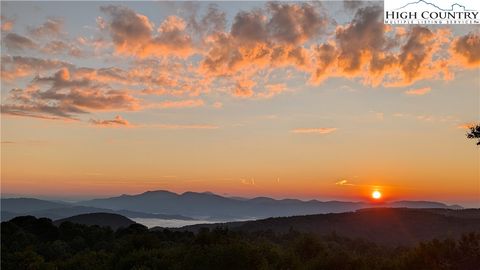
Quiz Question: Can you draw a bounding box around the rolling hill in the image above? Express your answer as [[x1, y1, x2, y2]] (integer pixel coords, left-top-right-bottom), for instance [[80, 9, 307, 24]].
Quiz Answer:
[[53, 213, 136, 230], [171, 208, 480, 246]]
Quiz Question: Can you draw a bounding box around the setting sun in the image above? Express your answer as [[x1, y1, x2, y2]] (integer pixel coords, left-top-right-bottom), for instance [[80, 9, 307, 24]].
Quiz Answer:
[[372, 191, 382, 200]]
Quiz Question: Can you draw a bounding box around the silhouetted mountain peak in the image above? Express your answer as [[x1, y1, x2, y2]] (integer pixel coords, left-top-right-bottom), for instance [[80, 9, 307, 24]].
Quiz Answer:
[[249, 197, 276, 203], [54, 212, 136, 230], [140, 190, 178, 197]]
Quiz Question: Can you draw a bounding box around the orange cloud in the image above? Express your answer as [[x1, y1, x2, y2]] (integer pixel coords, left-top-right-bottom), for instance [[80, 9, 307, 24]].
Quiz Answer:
[[199, 2, 326, 79], [142, 16, 193, 58], [291, 128, 337, 134], [150, 124, 219, 130], [335, 180, 354, 186], [1, 2, 479, 123], [457, 123, 476, 129], [157, 99, 205, 109], [90, 115, 131, 127], [405, 87, 431, 96], [1, 16, 14, 32], [1, 56, 73, 81], [233, 79, 256, 98], [100, 5, 194, 58], [311, 43, 338, 84], [451, 32, 480, 68], [1, 68, 140, 119], [258, 83, 287, 98], [311, 6, 452, 87]]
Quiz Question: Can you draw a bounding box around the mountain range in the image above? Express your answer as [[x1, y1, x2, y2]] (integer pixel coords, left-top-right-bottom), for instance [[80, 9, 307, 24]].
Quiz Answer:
[[1, 190, 463, 221], [1, 197, 193, 221]]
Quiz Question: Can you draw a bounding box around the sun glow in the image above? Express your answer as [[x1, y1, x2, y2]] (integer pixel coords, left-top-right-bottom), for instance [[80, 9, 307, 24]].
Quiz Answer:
[[372, 190, 382, 200]]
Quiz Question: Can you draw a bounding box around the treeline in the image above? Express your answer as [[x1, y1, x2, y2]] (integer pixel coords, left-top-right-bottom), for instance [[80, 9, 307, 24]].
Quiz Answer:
[[2, 216, 479, 270]]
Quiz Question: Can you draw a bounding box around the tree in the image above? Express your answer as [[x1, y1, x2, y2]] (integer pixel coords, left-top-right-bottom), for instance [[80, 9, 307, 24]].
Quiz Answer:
[[466, 124, 480, 145]]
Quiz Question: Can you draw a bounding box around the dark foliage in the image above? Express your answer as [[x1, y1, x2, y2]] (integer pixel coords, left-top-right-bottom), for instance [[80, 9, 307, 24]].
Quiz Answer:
[[53, 213, 136, 230], [177, 208, 480, 246], [2, 216, 479, 270], [466, 124, 480, 145]]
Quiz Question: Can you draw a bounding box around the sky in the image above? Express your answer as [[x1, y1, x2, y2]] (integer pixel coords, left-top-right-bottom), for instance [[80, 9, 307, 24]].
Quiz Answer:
[[1, 1, 479, 207]]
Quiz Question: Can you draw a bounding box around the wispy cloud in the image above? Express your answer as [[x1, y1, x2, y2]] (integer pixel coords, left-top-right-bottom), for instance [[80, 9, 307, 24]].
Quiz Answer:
[[335, 179, 354, 186], [241, 178, 255, 185], [155, 99, 205, 109], [90, 115, 131, 127], [457, 123, 476, 129], [150, 124, 219, 130], [291, 128, 337, 134], [257, 83, 287, 99], [405, 87, 431, 96]]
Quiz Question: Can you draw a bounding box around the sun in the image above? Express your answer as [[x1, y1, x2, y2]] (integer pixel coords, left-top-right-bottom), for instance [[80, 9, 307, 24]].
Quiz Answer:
[[372, 190, 382, 200]]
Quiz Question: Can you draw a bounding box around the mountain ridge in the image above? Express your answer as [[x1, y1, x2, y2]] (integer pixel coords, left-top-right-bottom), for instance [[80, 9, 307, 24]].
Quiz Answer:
[[1, 198, 195, 221], [168, 207, 480, 246], [77, 190, 463, 220], [2, 191, 464, 222]]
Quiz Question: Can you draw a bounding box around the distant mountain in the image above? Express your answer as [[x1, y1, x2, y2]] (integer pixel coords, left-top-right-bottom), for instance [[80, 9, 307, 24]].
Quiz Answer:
[[389, 200, 463, 209], [1, 205, 194, 221], [1, 198, 68, 213], [2, 192, 464, 222], [54, 213, 136, 230], [79, 190, 462, 220], [173, 208, 480, 246]]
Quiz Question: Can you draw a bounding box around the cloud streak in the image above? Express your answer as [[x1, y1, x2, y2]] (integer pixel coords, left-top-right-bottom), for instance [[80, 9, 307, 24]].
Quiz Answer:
[[149, 124, 219, 130], [90, 115, 131, 127], [155, 99, 205, 109], [335, 180, 354, 186], [291, 128, 337, 134], [405, 87, 431, 96]]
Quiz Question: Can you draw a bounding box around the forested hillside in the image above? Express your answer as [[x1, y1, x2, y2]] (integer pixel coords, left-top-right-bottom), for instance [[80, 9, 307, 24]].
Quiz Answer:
[[2, 215, 479, 270]]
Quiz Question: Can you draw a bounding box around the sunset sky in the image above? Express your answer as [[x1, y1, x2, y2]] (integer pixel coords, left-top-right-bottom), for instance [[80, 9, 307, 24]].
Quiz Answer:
[[1, 1, 479, 207]]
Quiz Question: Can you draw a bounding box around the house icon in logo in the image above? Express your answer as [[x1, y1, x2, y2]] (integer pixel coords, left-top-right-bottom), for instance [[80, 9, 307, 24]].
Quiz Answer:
[[394, 0, 475, 11]]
